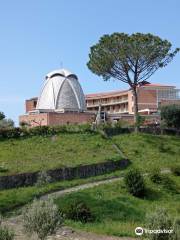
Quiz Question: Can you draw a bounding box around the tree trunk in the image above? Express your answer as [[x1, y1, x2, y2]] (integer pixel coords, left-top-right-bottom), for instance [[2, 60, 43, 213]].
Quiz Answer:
[[132, 87, 139, 133]]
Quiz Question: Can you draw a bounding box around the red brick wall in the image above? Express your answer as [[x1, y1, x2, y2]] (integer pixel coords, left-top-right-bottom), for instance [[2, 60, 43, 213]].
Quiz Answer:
[[19, 113, 48, 127], [48, 112, 95, 125], [137, 88, 157, 110], [26, 98, 38, 113], [19, 112, 95, 127]]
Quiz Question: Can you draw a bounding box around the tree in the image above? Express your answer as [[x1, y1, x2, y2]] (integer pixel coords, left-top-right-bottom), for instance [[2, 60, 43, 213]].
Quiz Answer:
[[161, 104, 180, 129], [0, 112, 5, 121], [87, 33, 179, 131]]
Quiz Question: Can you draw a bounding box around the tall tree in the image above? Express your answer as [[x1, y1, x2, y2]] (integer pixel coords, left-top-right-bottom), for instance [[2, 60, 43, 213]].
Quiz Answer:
[[87, 33, 179, 131]]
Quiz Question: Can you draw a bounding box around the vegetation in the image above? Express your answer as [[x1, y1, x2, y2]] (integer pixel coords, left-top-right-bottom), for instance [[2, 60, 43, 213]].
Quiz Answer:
[[161, 104, 180, 129], [55, 174, 180, 237], [124, 169, 145, 197], [113, 133, 180, 172], [150, 168, 163, 184], [0, 169, 123, 214], [0, 112, 14, 130], [36, 171, 52, 187], [171, 165, 180, 176], [87, 32, 179, 130], [146, 208, 173, 240], [0, 216, 14, 240], [0, 132, 119, 175], [0, 226, 14, 240], [61, 201, 94, 223], [23, 198, 63, 240]]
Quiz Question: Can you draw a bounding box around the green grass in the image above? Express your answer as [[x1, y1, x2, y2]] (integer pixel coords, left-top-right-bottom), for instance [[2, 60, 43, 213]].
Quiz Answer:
[[0, 133, 119, 175], [55, 174, 180, 238], [113, 133, 180, 172], [0, 169, 123, 214]]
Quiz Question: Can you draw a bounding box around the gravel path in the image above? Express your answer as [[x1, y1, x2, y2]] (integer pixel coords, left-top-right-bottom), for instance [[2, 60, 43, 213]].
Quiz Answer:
[[41, 176, 123, 200], [3, 216, 135, 240]]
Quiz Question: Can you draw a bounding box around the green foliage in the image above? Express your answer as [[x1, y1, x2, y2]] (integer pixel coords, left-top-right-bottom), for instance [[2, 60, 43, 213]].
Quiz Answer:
[[0, 226, 14, 240], [0, 119, 14, 129], [0, 133, 119, 176], [87, 32, 179, 128], [150, 168, 163, 184], [62, 201, 94, 223], [135, 114, 146, 128], [87, 32, 179, 83], [0, 124, 93, 140], [0, 112, 5, 121], [172, 217, 180, 240], [171, 165, 180, 176], [55, 174, 180, 237], [124, 169, 145, 197], [0, 215, 14, 240], [146, 208, 173, 240], [23, 198, 63, 240], [161, 105, 180, 129], [36, 171, 52, 187]]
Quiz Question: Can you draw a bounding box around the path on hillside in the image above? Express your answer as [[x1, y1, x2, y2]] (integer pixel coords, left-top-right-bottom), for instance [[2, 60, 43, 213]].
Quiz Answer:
[[41, 169, 170, 200], [41, 176, 124, 200], [3, 169, 170, 240], [3, 217, 135, 240]]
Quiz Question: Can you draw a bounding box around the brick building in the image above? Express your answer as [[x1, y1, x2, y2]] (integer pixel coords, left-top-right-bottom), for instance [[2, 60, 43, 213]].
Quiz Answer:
[[19, 68, 180, 126]]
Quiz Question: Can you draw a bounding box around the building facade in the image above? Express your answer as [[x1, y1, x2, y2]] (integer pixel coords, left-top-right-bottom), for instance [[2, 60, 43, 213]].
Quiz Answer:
[[19, 68, 180, 126]]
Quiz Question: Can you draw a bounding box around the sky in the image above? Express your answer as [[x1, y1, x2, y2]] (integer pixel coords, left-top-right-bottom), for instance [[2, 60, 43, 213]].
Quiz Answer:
[[0, 0, 180, 124]]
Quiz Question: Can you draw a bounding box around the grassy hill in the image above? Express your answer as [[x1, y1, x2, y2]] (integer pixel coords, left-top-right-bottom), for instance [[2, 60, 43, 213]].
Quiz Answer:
[[113, 133, 180, 171], [0, 132, 179, 218], [0, 133, 119, 176], [56, 173, 180, 238]]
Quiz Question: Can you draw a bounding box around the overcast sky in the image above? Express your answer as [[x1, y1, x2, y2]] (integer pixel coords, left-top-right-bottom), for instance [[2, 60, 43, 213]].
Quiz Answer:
[[0, 0, 179, 124]]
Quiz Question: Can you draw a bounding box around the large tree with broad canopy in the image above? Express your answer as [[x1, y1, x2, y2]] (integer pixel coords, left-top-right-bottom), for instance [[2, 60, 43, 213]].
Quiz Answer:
[[87, 33, 179, 131]]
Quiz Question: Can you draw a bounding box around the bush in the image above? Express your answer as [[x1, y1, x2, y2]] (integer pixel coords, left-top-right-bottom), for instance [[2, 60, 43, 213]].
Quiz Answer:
[[161, 104, 180, 129], [0, 215, 14, 240], [172, 217, 180, 240], [63, 201, 94, 223], [146, 208, 173, 240], [0, 226, 14, 240], [124, 169, 145, 197], [150, 168, 163, 184], [36, 171, 52, 187], [23, 199, 63, 240], [171, 165, 180, 176]]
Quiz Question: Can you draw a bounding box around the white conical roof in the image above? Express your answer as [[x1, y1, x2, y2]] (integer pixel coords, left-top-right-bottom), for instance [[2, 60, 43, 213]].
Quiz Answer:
[[36, 69, 87, 112]]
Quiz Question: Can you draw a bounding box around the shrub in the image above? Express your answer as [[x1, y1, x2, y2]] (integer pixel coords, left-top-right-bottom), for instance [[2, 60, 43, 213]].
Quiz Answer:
[[172, 217, 180, 240], [161, 176, 177, 193], [150, 168, 163, 184], [171, 165, 180, 176], [0, 226, 14, 240], [23, 198, 63, 240], [161, 104, 180, 129], [0, 215, 14, 240], [146, 208, 173, 240], [36, 171, 52, 187], [124, 169, 145, 197], [63, 201, 94, 223]]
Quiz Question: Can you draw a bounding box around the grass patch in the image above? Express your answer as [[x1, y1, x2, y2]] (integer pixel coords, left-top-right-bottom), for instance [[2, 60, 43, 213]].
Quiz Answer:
[[113, 133, 180, 172], [0, 133, 119, 175], [55, 174, 180, 237], [0, 169, 123, 215]]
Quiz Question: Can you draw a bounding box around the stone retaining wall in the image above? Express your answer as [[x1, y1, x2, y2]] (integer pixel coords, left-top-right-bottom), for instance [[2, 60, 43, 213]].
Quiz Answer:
[[0, 159, 130, 190]]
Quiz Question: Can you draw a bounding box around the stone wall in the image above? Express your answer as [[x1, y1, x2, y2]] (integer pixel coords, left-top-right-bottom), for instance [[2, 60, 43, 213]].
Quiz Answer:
[[0, 159, 130, 190]]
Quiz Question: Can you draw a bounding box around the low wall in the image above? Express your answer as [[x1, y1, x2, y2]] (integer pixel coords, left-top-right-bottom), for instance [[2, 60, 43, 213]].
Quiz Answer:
[[0, 159, 130, 190]]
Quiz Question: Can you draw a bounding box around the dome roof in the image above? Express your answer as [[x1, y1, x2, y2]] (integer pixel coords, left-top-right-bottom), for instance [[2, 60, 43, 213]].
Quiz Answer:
[[36, 69, 87, 112]]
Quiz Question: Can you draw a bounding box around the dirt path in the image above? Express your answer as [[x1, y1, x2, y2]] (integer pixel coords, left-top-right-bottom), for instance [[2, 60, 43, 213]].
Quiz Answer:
[[3, 169, 170, 240], [41, 176, 123, 200], [3, 216, 135, 240]]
